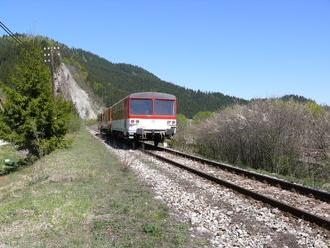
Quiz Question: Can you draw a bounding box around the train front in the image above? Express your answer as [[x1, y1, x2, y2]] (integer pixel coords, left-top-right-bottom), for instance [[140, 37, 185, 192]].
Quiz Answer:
[[127, 92, 177, 145]]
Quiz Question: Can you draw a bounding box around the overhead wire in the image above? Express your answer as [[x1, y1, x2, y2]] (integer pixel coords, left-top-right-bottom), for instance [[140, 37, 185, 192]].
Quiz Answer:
[[0, 20, 23, 45], [0, 19, 60, 97], [0, 19, 47, 63]]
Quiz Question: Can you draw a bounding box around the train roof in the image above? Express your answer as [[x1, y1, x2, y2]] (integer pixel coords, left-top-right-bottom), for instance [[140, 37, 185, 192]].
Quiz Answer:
[[129, 92, 176, 100]]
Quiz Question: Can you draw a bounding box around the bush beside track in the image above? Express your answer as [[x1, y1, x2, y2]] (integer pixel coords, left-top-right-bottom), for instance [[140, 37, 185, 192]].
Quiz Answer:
[[173, 99, 330, 191]]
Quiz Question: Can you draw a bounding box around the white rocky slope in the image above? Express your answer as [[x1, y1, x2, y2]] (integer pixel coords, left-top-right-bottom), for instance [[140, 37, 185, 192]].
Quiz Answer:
[[54, 63, 98, 119]]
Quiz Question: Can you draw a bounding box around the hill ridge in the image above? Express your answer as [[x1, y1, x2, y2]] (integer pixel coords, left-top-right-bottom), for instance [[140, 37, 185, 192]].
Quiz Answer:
[[0, 34, 248, 117]]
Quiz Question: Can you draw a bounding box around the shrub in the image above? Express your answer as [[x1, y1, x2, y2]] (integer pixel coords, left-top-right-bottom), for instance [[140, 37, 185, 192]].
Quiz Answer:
[[171, 114, 193, 150], [190, 99, 330, 182]]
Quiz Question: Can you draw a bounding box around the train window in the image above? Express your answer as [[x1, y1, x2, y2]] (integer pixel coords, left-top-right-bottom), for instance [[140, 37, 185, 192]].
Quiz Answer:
[[154, 100, 175, 115], [131, 99, 153, 115]]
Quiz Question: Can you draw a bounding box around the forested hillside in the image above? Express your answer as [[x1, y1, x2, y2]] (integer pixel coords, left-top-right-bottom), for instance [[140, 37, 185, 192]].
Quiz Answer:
[[0, 35, 53, 85], [2, 35, 328, 118], [0, 35, 245, 120], [59, 44, 247, 118], [0, 34, 248, 118]]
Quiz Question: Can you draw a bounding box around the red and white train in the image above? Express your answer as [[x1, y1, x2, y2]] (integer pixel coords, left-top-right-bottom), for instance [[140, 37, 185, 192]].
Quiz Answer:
[[98, 92, 177, 146]]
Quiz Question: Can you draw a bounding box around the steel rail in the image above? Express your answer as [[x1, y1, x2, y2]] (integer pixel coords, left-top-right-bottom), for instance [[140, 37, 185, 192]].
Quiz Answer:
[[142, 144, 330, 203], [142, 148, 330, 230]]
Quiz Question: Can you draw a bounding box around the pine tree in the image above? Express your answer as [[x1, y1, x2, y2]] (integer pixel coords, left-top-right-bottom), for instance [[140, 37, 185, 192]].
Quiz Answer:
[[0, 42, 73, 159]]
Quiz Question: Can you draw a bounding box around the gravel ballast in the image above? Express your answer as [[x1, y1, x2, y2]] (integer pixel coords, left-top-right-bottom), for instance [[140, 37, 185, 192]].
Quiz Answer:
[[92, 131, 330, 247], [152, 150, 330, 219]]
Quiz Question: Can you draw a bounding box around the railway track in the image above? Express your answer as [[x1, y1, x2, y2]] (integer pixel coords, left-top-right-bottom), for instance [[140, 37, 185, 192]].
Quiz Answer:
[[90, 129, 329, 245], [152, 145, 330, 202], [140, 142, 330, 230]]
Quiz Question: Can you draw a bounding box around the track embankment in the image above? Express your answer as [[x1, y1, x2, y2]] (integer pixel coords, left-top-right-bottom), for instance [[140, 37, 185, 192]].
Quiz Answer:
[[90, 129, 330, 247], [144, 148, 330, 229]]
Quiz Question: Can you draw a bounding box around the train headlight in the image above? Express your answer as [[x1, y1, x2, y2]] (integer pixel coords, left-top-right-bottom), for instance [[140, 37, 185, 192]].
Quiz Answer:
[[167, 120, 176, 126], [129, 119, 139, 126], [130, 119, 138, 126]]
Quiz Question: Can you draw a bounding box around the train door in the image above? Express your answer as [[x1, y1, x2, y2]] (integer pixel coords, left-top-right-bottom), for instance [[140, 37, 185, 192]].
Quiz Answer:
[[124, 99, 128, 134]]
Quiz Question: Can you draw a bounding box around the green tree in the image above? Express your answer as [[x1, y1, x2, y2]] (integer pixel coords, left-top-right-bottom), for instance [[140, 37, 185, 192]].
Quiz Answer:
[[0, 43, 73, 159], [177, 113, 189, 127], [192, 111, 213, 124]]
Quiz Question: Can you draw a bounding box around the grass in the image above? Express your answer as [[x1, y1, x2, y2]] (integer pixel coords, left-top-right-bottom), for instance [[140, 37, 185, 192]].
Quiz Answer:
[[84, 118, 97, 126], [0, 128, 205, 247], [244, 164, 330, 191]]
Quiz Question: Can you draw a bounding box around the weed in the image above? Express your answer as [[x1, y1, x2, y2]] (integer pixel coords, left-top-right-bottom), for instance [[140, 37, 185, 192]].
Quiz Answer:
[[142, 223, 162, 237]]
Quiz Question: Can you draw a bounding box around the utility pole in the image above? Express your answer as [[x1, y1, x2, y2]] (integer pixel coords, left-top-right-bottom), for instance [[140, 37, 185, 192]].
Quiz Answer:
[[43, 46, 60, 96]]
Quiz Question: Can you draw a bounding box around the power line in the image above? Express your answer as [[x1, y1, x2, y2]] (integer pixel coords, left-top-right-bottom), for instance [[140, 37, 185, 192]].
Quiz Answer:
[[0, 19, 54, 63], [0, 19, 41, 59], [0, 22, 21, 42], [0, 19, 62, 97], [0, 20, 23, 45]]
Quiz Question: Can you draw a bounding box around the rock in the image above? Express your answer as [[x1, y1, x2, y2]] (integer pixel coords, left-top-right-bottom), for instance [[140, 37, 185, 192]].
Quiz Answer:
[[196, 226, 209, 234]]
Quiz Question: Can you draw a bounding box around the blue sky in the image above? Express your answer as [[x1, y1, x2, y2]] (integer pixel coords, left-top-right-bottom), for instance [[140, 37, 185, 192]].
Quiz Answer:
[[1, 0, 330, 104]]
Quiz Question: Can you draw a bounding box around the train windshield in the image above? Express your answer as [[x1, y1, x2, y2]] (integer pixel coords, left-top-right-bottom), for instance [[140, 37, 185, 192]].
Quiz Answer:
[[130, 99, 153, 115], [154, 100, 175, 115]]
